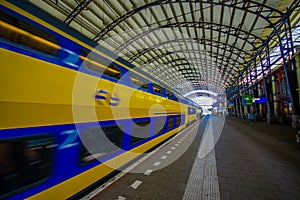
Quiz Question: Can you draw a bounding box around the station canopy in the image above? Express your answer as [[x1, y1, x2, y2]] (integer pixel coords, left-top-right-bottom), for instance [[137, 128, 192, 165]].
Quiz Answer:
[[29, 0, 300, 102]]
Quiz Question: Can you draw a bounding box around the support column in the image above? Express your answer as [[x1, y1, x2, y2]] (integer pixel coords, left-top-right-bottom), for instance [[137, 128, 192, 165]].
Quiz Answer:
[[293, 46, 300, 128], [234, 97, 238, 117], [286, 18, 299, 127], [253, 83, 260, 121], [274, 18, 297, 126], [265, 75, 276, 124], [264, 44, 276, 124], [249, 66, 255, 121], [296, 47, 300, 106], [258, 82, 262, 120], [236, 97, 240, 118], [239, 95, 243, 119], [272, 75, 278, 120]]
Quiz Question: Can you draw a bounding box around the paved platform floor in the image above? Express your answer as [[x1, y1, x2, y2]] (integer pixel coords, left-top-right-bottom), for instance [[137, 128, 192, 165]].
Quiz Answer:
[[82, 115, 300, 200], [217, 117, 300, 200]]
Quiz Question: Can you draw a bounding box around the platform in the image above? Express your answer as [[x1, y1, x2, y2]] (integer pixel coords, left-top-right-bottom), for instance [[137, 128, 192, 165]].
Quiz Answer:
[[82, 116, 300, 200]]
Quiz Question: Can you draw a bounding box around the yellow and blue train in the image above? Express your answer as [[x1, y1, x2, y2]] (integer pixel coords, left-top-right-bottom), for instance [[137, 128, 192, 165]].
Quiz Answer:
[[0, 1, 202, 199]]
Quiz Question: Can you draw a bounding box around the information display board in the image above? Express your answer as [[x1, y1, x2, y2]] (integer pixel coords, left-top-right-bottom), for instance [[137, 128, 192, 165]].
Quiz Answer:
[[242, 94, 253, 106]]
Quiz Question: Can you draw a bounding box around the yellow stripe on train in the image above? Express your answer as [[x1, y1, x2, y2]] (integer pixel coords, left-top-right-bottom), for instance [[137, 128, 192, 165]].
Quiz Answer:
[[0, 48, 186, 129]]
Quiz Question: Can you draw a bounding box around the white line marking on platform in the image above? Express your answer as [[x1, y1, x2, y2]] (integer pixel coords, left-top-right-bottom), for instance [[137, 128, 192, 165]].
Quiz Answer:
[[153, 161, 161, 166], [130, 180, 142, 189], [183, 116, 220, 200], [117, 196, 126, 200], [144, 169, 153, 175], [166, 151, 172, 154], [178, 141, 182, 143], [171, 147, 176, 150], [161, 155, 167, 159], [175, 144, 179, 146]]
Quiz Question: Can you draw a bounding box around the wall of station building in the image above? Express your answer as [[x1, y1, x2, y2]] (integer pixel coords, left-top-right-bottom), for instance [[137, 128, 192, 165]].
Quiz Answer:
[[227, 47, 300, 127]]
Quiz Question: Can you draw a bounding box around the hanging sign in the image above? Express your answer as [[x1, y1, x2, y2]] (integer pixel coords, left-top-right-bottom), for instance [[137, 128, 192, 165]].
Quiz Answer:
[[242, 94, 253, 106], [254, 97, 267, 103]]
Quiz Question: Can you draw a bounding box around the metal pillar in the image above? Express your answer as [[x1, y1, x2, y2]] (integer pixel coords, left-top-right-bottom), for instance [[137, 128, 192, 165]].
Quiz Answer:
[[234, 97, 238, 117], [286, 17, 300, 127], [274, 18, 297, 126], [293, 46, 300, 127], [250, 66, 257, 121], [295, 46, 300, 112], [271, 74, 278, 118], [240, 75, 245, 118], [258, 82, 262, 119], [252, 58, 261, 120], [265, 44, 276, 123], [238, 95, 244, 118]]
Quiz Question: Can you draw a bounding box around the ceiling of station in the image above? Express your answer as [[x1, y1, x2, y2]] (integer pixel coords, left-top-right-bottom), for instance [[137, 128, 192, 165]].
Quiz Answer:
[[29, 0, 299, 97]]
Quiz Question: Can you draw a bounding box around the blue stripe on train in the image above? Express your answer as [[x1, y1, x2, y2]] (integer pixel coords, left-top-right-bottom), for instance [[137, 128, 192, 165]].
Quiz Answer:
[[1, 114, 184, 199]]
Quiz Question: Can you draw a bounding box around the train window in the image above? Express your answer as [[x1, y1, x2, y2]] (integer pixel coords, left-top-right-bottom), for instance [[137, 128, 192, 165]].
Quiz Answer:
[[168, 117, 175, 130], [130, 74, 149, 90], [153, 83, 163, 95], [154, 118, 166, 135], [81, 55, 122, 80], [172, 94, 178, 102], [0, 136, 55, 198], [0, 12, 59, 55], [196, 112, 201, 119], [80, 125, 123, 164], [131, 120, 151, 145], [188, 107, 196, 115], [105, 63, 122, 79], [81, 49, 89, 57], [166, 90, 173, 99], [175, 115, 181, 127]]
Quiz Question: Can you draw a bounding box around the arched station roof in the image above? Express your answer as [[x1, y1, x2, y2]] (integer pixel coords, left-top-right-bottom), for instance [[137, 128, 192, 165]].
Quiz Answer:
[[28, 0, 300, 97]]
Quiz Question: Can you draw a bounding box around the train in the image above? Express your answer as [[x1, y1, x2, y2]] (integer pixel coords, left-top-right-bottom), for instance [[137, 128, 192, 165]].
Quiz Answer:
[[0, 1, 202, 199]]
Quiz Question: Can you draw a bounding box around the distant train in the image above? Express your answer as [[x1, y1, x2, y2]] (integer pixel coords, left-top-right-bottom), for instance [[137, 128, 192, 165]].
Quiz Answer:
[[0, 1, 202, 199]]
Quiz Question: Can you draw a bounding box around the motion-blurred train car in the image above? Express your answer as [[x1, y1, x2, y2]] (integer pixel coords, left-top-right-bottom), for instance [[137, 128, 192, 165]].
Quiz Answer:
[[0, 1, 202, 199]]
